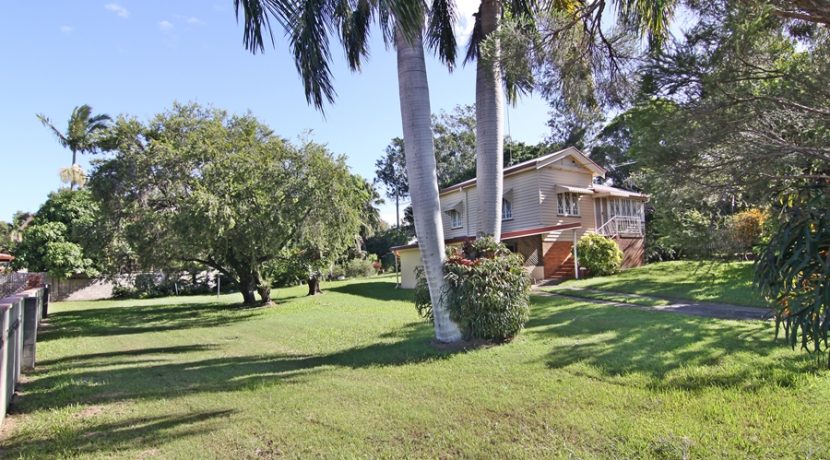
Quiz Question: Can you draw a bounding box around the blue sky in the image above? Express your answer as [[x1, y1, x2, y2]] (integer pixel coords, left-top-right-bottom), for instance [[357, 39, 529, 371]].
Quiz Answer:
[[0, 1, 553, 224]]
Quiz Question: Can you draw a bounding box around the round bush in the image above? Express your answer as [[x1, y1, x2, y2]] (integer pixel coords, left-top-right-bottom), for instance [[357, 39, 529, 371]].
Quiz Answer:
[[415, 237, 531, 342], [577, 233, 623, 276]]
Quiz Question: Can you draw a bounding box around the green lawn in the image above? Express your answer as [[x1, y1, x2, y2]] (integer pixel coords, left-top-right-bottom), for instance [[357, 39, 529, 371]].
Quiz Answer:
[[551, 288, 671, 308], [2, 276, 827, 458], [560, 260, 769, 307]]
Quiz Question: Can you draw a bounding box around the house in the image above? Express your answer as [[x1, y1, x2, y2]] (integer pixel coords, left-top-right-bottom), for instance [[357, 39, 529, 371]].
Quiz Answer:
[[392, 147, 648, 288]]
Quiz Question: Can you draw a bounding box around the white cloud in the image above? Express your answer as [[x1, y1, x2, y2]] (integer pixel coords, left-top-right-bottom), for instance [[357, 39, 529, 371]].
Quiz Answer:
[[158, 20, 174, 32], [104, 3, 130, 18], [185, 16, 202, 25], [59, 25, 74, 34]]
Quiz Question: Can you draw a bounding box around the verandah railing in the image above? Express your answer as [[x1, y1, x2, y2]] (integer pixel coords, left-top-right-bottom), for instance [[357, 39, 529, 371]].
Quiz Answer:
[[596, 216, 645, 237]]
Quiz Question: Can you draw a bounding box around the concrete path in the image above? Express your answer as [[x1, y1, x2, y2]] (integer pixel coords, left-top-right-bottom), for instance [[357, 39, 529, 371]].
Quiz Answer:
[[536, 286, 773, 321]]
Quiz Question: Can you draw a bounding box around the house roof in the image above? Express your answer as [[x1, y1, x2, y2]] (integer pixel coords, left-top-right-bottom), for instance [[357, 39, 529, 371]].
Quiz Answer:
[[390, 222, 583, 253], [439, 146, 607, 195], [590, 184, 649, 200], [0, 253, 14, 262]]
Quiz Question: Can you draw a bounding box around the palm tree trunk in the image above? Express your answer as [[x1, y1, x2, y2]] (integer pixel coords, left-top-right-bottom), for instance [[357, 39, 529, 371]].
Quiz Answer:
[[395, 27, 462, 343], [476, 0, 504, 241], [71, 148, 78, 190], [395, 193, 400, 228]]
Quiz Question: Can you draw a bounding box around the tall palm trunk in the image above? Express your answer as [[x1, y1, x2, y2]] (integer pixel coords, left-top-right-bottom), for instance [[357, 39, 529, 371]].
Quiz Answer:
[[475, 0, 504, 241], [395, 27, 462, 343]]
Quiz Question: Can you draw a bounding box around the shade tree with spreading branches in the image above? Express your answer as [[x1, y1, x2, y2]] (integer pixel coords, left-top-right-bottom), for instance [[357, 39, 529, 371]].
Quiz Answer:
[[90, 103, 368, 306]]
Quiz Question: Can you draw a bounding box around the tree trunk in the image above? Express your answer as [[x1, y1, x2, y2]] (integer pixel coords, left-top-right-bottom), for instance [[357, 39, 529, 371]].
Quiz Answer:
[[395, 27, 462, 343], [238, 272, 258, 306], [476, 0, 504, 241], [395, 193, 400, 228], [307, 276, 322, 295], [71, 148, 78, 190], [257, 284, 272, 304]]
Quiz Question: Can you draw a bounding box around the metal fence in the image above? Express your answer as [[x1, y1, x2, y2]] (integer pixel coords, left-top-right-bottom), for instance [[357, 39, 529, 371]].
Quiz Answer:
[[0, 272, 30, 299]]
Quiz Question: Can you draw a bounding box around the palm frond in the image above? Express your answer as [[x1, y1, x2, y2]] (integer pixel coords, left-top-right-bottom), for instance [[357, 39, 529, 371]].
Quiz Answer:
[[426, 0, 458, 70], [463, 3, 484, 64], [337, 0, 373, 71], [618, 0, 676, 49], [289, 0, 337, 110], [234, 0, 293, 53], [36, 114, 69, 148]]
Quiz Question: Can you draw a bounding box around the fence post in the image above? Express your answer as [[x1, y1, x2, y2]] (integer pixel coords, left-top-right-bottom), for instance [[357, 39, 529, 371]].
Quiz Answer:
[[42, 284, 50, 319], [0, 302, 9, 426], [22, 289, 43, 372]]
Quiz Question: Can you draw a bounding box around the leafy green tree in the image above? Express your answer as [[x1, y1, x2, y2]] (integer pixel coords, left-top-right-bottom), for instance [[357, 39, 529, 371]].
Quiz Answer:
[[37, 105, 111, 189], [374, 137, 409, 227], [0, 221, 12, 253], [11, 190, 101, 278], [91, 103, 368, 305]]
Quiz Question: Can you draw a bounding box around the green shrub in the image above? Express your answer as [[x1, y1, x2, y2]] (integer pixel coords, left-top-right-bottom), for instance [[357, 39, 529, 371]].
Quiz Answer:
[[415, 237, 531, 342], [577, 233, 623, 276], [344, 258, 377, 278]]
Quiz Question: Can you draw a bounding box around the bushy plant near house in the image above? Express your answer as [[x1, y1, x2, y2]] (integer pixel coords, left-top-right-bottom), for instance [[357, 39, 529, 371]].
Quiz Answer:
[[416, 237, 531, 342], [577, 233, 623, 276], [344, 258, 377, 278]]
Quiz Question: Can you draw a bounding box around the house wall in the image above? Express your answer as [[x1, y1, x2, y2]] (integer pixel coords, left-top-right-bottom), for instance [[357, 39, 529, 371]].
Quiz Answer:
[[398, 249, 421, 289], [438, 154, 600, 242], [538, 162, 597, 240]]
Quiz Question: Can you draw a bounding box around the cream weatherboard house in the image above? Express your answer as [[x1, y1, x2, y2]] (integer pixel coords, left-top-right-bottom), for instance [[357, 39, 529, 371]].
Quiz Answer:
[[393, 147, 648, 289]]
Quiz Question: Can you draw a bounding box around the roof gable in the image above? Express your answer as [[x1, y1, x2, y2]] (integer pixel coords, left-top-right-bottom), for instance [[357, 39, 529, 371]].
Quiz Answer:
[[439, 146, 607, 195]]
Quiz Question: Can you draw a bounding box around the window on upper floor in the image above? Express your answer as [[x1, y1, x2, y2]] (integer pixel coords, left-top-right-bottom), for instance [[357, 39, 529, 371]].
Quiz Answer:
[[502, 199, 513, 220], [557, 192, 580, 216], [448, 210, 463, 229]]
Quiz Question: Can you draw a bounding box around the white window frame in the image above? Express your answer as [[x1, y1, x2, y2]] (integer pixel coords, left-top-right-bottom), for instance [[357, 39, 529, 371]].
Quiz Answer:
[[502, 198, 513, 221], [557, 192, 580, 217], [449, 210, 463, 229]]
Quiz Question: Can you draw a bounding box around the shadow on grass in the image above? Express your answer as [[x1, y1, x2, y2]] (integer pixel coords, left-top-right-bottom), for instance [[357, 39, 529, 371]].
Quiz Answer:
[[328, 281, 414, 302], [38, 301, 259, 341], [2, 410, 235, 458], [527, 295, 813, 391], [37, 344, 220, 368], [13, 320, 449, 416], [575, 261, 764, 306]]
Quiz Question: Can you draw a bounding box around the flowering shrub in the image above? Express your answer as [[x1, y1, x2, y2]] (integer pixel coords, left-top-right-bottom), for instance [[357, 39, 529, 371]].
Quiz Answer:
[[415, 237, 531, 342]]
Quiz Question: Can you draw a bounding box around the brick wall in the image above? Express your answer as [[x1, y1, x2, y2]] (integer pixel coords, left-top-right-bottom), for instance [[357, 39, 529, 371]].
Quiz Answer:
[[543, 241, 575, 280]]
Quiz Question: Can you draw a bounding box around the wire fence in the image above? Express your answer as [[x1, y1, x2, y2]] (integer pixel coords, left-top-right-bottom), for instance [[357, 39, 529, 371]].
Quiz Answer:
[[0, 272, 33, 299]]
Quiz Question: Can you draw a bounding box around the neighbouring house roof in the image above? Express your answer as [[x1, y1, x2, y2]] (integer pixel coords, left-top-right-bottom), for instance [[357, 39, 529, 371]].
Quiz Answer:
[[0, 253, 14, 262], [439, 146, 607, 195], [390, 222, 583, 253], [590, 184, 649, 200]]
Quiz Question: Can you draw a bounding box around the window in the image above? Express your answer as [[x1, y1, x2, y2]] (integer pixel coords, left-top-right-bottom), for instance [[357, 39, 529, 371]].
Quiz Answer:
[[557, 192, 580, 216], [609, 199, 644, 219], [502, 199, 513, 220], [449, 210, 463, 229]]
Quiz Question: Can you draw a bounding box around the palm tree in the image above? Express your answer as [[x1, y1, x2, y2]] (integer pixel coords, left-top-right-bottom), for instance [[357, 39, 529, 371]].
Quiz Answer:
[[234, 0, 463, 342], [465, 0, 676, 240], [37, 105, 111, 189]]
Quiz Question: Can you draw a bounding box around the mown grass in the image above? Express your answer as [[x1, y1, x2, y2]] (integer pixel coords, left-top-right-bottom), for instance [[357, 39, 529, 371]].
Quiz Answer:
[[2, 275, 827, 458], [551, 288, 671, 307], [560, 260, 769, 307]]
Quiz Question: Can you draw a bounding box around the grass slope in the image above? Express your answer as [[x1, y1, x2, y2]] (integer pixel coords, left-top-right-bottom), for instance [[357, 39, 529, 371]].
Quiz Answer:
[[2, 276, 827, 458], [560, 260, 768, 307]]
